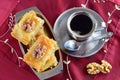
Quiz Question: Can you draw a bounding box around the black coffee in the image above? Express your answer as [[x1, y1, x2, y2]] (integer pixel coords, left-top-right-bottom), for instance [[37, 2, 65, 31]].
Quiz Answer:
[[70, 14, 93, 35]]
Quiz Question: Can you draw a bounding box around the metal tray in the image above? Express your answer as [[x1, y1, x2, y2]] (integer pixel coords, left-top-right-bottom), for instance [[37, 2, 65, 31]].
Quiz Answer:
[[16, 7, 63, 80], [53, 7, 107, 58]]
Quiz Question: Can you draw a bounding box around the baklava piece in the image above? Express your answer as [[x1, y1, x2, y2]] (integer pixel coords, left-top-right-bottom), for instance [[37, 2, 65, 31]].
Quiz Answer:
[[23, 35, 59, 72], [11, 10, 44, 45]]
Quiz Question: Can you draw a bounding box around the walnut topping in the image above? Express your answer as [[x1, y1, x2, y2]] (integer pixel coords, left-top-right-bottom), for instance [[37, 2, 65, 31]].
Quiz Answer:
[[33, 44, 46, 58], [22, 19, 35, 32]]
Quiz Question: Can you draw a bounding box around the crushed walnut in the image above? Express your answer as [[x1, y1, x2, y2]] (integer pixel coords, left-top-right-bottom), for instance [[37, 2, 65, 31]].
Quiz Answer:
[[33, 44, 46, 58], [86, 60, 112, 75], [22, 19, 35, 32]]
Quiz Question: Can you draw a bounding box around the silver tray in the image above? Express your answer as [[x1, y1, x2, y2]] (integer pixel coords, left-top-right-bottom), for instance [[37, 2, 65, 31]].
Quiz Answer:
[[53, 7, 107, 58], [15, 7, 63, 80]]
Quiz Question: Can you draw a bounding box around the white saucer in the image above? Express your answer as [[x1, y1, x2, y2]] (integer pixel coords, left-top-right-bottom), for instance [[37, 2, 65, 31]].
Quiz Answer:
[[53, 7, 107, 58]]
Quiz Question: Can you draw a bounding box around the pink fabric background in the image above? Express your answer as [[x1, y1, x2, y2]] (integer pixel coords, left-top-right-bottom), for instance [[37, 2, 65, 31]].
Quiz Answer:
[[0, 0, 120, 80], [110, 0, 120, 5]]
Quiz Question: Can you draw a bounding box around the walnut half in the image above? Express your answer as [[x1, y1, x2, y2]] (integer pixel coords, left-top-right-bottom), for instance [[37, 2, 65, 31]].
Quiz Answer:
[[86, 62, 101, 74], [99, 60, 112, 74], [22, 19, 35, 32], [32, 44, 46, 58]]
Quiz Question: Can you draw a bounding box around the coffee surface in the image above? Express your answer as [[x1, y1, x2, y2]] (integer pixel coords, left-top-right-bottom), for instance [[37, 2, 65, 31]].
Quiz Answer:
[[70, 14, 93, 35]]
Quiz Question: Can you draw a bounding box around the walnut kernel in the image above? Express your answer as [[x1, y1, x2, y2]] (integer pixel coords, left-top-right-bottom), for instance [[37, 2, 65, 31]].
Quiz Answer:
[[86, 62, 101, 74], [99, 60, 112, 74]]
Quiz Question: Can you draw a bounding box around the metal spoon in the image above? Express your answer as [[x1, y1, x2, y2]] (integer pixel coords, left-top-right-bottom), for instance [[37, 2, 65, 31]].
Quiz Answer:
[[64, 32, 113, 51]]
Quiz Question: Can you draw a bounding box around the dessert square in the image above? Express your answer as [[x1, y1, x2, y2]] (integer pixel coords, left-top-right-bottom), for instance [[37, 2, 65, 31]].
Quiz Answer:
[[11, 10, 44, 45], [23, 35, 59, 72]]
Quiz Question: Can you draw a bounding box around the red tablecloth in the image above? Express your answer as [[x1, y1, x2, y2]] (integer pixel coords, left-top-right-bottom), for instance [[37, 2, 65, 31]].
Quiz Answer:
[[0, 0, 120, 80]]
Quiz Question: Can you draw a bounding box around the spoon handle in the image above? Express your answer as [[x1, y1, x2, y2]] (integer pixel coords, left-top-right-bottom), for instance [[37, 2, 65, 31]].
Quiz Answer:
[[78, 32, 113, 45]]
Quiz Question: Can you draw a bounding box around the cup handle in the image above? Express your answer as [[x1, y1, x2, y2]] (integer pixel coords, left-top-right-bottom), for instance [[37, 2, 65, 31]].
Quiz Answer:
[[95, 22, 106, 32]]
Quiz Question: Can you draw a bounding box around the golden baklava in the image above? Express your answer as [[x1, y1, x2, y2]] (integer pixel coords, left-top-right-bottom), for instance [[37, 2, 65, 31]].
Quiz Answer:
[[11, 10, 44, 45], [23, 35, 59, 72]]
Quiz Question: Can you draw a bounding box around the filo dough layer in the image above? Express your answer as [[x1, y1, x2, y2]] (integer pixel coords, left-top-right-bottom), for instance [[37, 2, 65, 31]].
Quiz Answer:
[[23, 35, 59, 72]]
